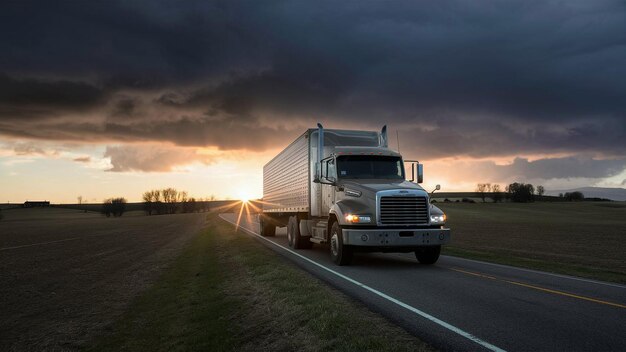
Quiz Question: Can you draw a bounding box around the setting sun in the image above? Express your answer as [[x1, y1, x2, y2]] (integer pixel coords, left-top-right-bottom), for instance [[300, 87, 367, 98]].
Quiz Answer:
[[237, 190, 254, 203]]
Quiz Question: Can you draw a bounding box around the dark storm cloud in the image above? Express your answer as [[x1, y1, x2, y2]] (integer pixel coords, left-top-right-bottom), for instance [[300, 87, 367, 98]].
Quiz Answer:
[[431, 156, 626, 184], [0, 74, 105, 119], [0, 0, 625, 159], [396, 115, 626, 160], [110, 98, 137, 118], [426, 157, 626, 187], [0, 114, 295, 151], [490, 157, 625, 180]]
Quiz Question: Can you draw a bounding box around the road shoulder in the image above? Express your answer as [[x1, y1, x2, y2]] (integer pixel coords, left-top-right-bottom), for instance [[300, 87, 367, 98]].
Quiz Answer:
[[89, 213, 434, 351]]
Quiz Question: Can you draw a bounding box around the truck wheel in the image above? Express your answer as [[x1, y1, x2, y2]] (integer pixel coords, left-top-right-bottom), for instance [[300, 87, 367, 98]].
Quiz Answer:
[[287, 216, 297, 248], [288, 216, 312, 249], [329, 221, 352, 265], [415, 245, 441, 265], [260, 217, 275, 237]]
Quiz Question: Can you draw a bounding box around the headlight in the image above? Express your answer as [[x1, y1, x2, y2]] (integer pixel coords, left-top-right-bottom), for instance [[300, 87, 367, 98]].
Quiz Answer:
[[345, 214, 371, 223], [430, 214, 447, 224]]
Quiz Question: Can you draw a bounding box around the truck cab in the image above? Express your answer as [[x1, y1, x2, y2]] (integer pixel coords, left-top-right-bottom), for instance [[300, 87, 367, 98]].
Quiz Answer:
[[260, 124, 450, 265]]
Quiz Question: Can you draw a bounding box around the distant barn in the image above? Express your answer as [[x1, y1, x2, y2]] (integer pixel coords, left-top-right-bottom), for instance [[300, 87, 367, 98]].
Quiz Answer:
[[23, 201, 50, 208]]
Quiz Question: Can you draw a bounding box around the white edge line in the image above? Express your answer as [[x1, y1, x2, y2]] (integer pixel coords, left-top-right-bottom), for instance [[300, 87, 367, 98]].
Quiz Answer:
[[254, 219, 624, 289], [250, 220, 624, 289], [441, 255, 626, 289], [219, 214, 506, 352]]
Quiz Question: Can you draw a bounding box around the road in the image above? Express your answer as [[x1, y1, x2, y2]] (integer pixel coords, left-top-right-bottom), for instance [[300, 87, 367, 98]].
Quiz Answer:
[[220, 213, 626, 352]]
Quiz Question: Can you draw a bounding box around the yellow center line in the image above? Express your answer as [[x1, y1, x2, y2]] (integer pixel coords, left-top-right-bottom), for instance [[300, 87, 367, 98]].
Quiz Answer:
[[449, 267, 498, 280], [448, 267, 626, 309]]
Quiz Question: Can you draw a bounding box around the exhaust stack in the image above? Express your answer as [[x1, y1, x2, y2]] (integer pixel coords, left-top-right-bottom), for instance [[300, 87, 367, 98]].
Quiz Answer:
[[317, 123, 324, 179], [380, 125, 388, 147]]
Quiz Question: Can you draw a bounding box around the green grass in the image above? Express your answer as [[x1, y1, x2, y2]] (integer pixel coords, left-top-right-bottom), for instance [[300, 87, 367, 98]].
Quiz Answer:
[[437, 201, 626, 283], [88, 213, 433, 351]]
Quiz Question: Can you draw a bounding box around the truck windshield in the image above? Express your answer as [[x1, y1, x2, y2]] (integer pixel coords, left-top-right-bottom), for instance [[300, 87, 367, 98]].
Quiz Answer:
[[336, 155, 404, 180]]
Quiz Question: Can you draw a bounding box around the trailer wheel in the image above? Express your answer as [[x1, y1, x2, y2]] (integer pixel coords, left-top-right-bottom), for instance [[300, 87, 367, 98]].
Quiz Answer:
[[287, 216, 312, 249], [415, 245, 441, 264], [329, 221, 352, 265], [260, 217, 275, 237], [287, 216, 296, 247]]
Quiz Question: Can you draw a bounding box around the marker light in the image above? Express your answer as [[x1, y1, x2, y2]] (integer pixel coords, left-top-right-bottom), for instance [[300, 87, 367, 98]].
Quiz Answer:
[[345, 214, 372, 223], [344, 189, 362, 197]]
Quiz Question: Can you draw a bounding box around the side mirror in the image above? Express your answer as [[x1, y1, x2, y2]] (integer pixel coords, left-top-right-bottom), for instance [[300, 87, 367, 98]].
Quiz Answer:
[[404, 160, 423, 184], [318, 156, 337, 185], [430, 184, 441, 203], [417, 164, 424, 183]]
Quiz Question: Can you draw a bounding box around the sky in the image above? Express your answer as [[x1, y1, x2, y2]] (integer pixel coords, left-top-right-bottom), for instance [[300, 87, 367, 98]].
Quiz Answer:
[[1, 0, 625, 203]]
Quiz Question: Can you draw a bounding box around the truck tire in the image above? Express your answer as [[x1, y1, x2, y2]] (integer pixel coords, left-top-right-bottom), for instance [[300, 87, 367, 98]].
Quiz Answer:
[[260, 217, 275, 237], [287, 216, 312, 249], [287, 216, 297, 248], [329, 221, 352, 265], [415, 245, 441, 264]]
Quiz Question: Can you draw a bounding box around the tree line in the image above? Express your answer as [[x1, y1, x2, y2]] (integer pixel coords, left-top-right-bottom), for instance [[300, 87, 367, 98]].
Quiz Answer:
[[100, 188, 213, 217], [142, 188, 211, 215], [475, 183, 584, 203]]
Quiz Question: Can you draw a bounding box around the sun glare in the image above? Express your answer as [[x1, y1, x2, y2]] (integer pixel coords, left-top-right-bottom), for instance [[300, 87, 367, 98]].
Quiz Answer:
[[237, 191, 253, 203]]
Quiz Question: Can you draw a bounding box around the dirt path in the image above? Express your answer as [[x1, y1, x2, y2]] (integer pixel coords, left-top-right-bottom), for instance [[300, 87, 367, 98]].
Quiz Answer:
[[0, 208, 207, 351]]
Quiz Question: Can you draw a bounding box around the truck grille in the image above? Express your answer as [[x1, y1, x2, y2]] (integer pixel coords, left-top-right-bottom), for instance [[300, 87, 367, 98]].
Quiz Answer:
[[379, 196, 428, 225]]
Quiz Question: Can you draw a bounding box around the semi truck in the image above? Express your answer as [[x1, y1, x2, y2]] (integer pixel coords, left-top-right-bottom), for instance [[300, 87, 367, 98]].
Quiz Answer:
[[260, 124, 450, 265]]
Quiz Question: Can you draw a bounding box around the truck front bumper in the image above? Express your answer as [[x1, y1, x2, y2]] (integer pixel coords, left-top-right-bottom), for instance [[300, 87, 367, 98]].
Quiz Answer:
[[343, 227, 451, 247]]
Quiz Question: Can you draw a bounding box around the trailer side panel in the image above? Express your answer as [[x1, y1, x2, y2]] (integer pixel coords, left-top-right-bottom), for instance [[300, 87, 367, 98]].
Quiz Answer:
[[263, 132, 310, 213]]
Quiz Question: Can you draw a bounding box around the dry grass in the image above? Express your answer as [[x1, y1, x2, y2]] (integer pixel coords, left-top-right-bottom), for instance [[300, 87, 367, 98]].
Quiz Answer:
[[89, 213, 434, 352], [0, 208, 206, 351], [438, 201, 626, 283]]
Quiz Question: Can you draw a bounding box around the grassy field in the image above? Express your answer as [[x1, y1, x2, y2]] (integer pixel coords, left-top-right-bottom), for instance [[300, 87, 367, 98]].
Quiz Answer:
[[0, 208, 206, 351], [89, 213, 433, 352], [437, 201, 626, 283]]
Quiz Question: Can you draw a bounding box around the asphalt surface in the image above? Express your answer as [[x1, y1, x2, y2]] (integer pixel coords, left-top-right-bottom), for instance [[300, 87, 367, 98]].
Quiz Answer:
[[220, 213, 626, 352]]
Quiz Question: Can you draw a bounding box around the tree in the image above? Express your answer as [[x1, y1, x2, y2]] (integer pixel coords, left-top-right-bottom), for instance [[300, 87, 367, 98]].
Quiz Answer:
[[102, 197, 127, 217], [182, 197, 197, 213], [491, 184, 503, 203], [564, 191, 584, 201], [161, 188, 179, 214], [536, 185, 545, 197], [142, 191, 155, 215], [77, 196, 83, 205], [150, 190, 164, 214], [507, 182, 535, 203], [178, 191, 188, 204], [476, 183, 491, 203], [102, 199, 113, 217]]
